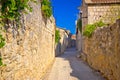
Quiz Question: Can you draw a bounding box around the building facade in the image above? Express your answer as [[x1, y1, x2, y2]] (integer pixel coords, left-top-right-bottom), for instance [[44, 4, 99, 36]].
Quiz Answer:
[[80, 0, 120, 29]]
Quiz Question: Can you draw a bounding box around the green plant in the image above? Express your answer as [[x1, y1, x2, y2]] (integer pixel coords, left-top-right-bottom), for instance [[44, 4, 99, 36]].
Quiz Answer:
[[0, 57, 6, 66], [83, 20, 106, 37], [0, 33, 5, 66], [0, 57, 3, 66], [77, 19, 82, 32], [55, 30, 60, 43], [0, 0, 37, 47], [83, 24, 96, 37], [94, 20, 106, 27], [0, 0, 33, 21], [0, 0, 37, 29], [41, 0, 52, 18], [0, 34, 5, 48], [0, 0, 36, 66]]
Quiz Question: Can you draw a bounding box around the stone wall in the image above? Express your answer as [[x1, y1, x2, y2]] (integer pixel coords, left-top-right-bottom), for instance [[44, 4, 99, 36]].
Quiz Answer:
[[55, 28, 70, 56], [0, 1, 55, 80], [82, 19, 120, 80], [88, 4, 120, 24]]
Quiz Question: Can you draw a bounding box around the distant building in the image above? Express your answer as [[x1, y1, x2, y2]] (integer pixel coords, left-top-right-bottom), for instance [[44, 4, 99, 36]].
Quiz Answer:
[[55, 27, 71, 56], [80, 0, 120, 30], [71, 34, 76, 47], [71, 34, 76, 40]]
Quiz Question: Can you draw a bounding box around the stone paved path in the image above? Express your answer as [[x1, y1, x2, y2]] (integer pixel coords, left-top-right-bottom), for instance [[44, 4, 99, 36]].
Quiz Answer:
[[46, 48, 105, 80]]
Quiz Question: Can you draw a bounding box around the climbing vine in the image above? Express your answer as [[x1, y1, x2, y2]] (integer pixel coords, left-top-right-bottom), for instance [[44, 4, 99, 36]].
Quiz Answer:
[[41, 0, 52, 18], [77, 19, 82, 33]]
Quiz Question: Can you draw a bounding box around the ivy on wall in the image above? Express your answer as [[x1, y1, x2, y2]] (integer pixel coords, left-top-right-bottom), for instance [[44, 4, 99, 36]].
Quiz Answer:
[[41, 0, 52, 18], [77, 19, 82, 33]]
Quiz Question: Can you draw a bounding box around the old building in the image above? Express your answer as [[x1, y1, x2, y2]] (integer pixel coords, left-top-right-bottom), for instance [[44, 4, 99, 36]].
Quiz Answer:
[[55, 27, 71, 56], [71, 34, 76, 47], [80, 0, 120, 30], [77, 0, 120, 54]]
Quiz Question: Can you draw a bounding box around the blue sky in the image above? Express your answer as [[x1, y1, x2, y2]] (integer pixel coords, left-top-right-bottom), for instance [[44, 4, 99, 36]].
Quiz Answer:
[[51, 0, 82, 34]]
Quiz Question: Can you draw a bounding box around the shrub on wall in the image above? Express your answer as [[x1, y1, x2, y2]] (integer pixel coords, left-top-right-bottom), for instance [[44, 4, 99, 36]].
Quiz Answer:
[[83, 20, 106, 37], [41, 0, 52, 18], [55, 30, 60, 43]]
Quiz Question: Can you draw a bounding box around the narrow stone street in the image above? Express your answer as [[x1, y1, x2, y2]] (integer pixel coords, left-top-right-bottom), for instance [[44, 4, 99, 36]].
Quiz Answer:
[[46, 48, 105, 80]]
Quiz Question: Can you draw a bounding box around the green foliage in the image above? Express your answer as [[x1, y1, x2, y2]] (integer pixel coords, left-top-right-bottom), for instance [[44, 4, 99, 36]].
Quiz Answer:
[[55, 30, 60, 43], [94, 20, 106, 27], [0, 0, 34, 21], [0, 57, 6, 66], [0, 57, 3, 66], [0, 34, 5, 48], [0, 0, 38, 66], [83, 24, 96, 37], [0, 0, 36, 47], [83, 20, 106, 37], [77, 19, 82, 32], [41, 0, 52, 18]]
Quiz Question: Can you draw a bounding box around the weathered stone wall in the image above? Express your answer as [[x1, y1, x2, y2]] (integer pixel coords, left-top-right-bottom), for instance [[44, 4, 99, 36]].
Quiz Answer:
[[55, 28, 70, 56], [88, 4, 120, 24], [0, 1, 55, 80], [83, 19, 120, 80]]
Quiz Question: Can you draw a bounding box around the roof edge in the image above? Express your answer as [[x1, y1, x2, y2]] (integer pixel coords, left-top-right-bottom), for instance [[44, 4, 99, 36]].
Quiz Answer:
[[85, 0, 120, 4]]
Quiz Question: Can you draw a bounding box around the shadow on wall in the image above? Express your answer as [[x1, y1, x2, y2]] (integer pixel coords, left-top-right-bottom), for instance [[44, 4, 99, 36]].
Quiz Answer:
[[55, 42, 61, 56]]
